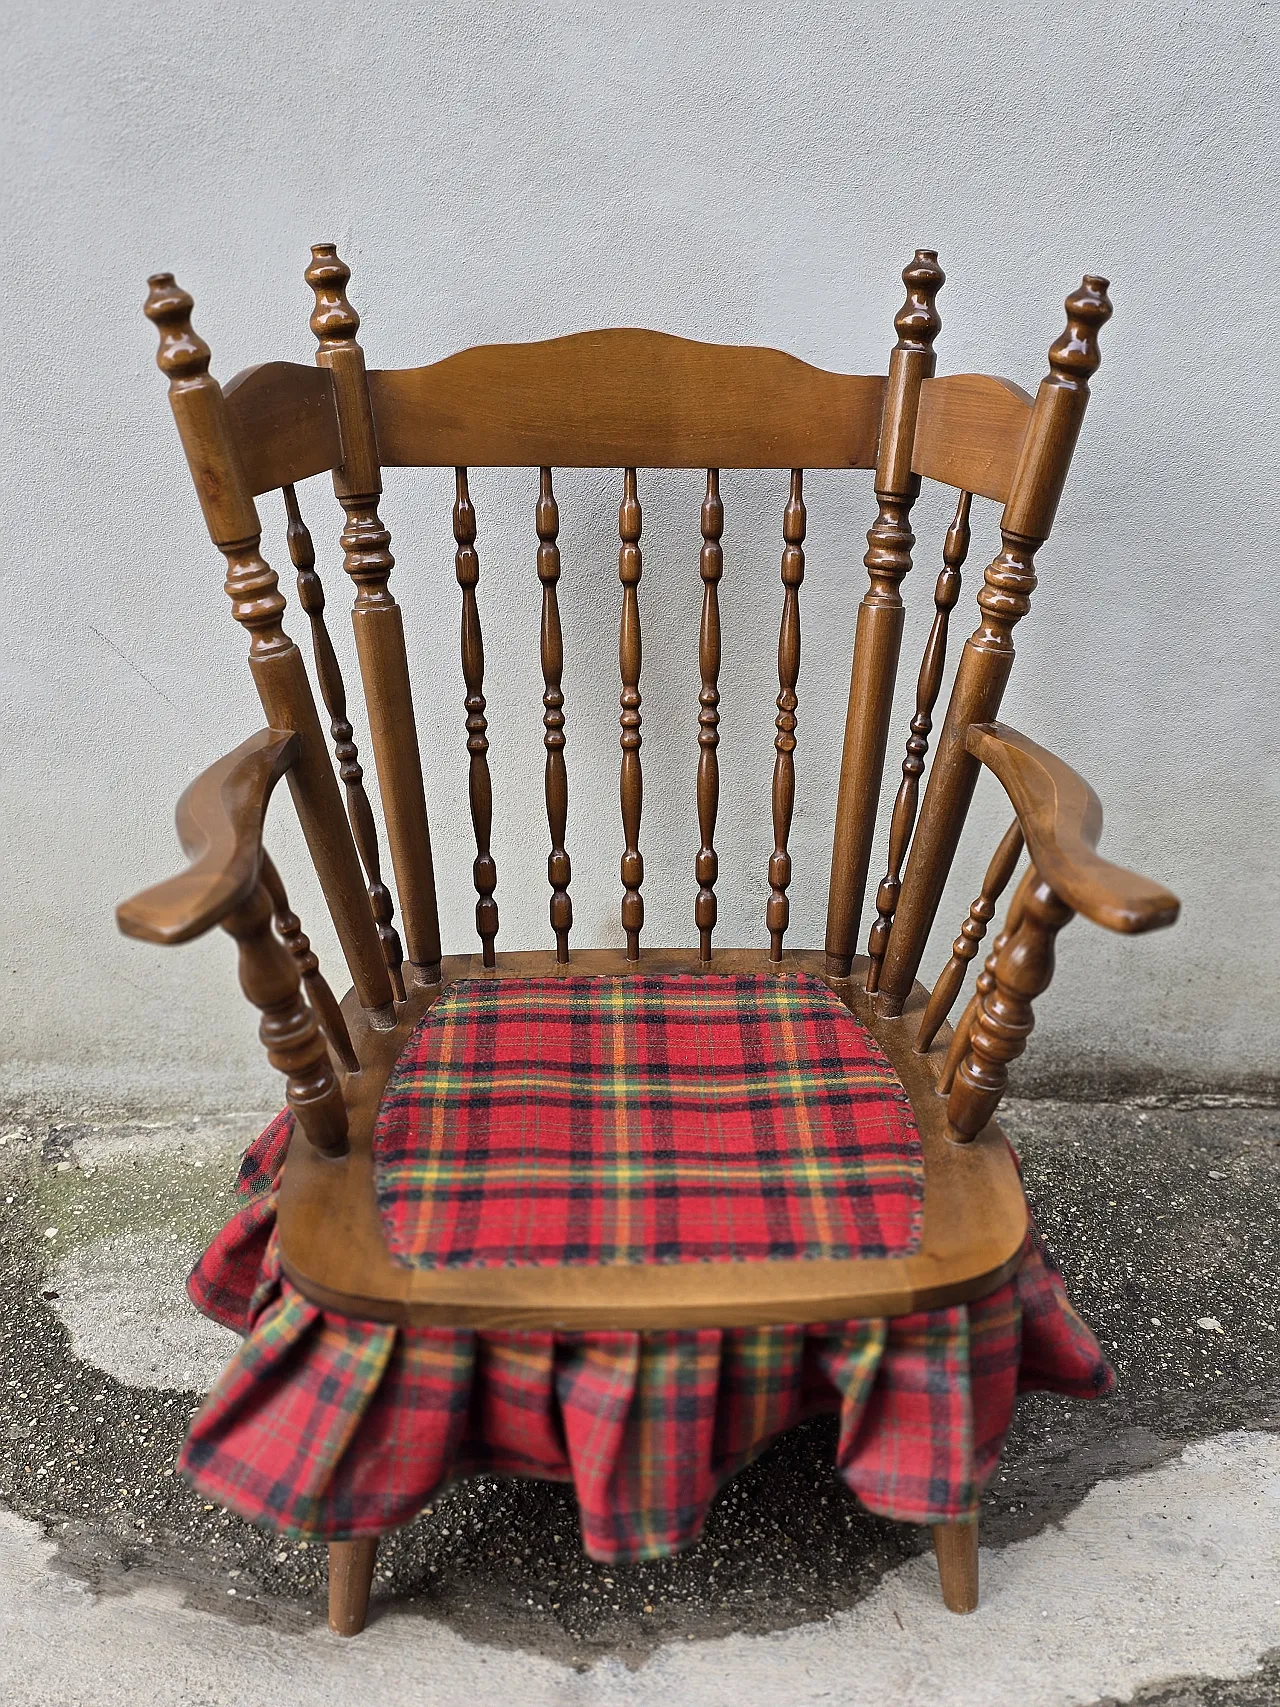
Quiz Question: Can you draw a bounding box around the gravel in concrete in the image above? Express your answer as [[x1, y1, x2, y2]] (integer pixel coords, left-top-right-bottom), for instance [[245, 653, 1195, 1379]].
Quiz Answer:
[[1, 1096, 1277, 1699], [3, 1433, 1280, 1705]]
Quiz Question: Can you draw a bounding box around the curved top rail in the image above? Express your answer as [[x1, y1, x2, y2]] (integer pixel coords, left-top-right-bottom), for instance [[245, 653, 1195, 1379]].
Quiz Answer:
[[366, 329, 888, 469]]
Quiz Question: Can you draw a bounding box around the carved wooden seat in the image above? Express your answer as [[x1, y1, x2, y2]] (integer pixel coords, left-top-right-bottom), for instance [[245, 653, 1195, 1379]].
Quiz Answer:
[[118, 246, 1178, 1637]]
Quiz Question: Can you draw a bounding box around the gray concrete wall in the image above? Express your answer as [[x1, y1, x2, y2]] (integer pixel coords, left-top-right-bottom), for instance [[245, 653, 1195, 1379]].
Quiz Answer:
[[1, 0, 1276, 1111]]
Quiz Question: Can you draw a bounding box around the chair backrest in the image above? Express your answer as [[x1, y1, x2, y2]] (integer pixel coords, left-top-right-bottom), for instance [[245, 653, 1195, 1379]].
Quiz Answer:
[[142, 246, 1111, 1020]]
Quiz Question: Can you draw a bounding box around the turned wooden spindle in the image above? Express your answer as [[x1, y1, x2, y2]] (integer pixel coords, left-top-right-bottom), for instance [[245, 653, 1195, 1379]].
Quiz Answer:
[[937, 868, 1034, 1094], [453, 468, 498, 966], [306, 243, 442, 987], [768, 469, 806, 962], [537, 467, 573, 961], [222, 877, 349, 1157], [143, 272, 394, 1024], [947, 872, 1075, 1139], [618, 467, 644, 960], [866, 489, 973, 991], [282, 484, 405, 1003], [878, 276, 1112, 1015], [915, 817, 1023, 1055], [695, 469, 724, 963], [260, 851, 359, 1072], [825, 250, 946, 979]]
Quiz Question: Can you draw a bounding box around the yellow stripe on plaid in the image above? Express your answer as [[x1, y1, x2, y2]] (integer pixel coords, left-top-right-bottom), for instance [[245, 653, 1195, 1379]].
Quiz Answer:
[[373, 972, 924, 1269]]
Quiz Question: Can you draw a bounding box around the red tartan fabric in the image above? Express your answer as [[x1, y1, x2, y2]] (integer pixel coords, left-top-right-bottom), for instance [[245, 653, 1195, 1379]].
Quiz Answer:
[[181, 1095, 1113, 1561], [373, 974, 923, 1268]]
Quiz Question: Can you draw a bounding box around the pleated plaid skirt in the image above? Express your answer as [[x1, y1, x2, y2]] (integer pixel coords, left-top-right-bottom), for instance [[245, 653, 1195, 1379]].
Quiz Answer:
[[180, 975, 1112, 1561]]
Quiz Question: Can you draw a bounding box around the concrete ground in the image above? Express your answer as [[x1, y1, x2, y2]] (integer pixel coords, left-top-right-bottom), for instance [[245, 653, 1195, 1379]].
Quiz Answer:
[[1, 1096, 1278, 1705]]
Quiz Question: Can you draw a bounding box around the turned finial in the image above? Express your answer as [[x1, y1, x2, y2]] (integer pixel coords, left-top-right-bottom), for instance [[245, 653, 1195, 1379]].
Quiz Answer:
[[143, 273, 211, 380], [1047, 275, 1112, 388], [305, 242, 361, 346], [893, 249, 945, 352]]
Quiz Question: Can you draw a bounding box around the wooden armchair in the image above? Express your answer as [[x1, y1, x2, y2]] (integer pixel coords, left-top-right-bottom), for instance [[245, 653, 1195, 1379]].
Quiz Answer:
[[118, 246, 1177, 1636]]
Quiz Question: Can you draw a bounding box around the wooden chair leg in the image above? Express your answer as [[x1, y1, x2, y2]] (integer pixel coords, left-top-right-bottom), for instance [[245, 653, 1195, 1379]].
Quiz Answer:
[[328, 1538, 378, 1636], [932, 1519, 979, 1613]]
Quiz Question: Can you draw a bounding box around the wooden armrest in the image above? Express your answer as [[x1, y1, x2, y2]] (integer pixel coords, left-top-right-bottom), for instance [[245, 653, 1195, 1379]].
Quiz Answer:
[[116, 729, 300, 945], [965, 722, 1180, 934]]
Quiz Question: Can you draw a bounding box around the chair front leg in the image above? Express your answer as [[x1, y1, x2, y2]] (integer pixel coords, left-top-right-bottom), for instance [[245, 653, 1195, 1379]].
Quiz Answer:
[[222, 879, 349, 1158], [329, 1538, 378, 1635], [946, 870, 1073, 1140], [932, 1519, 979, 1613]]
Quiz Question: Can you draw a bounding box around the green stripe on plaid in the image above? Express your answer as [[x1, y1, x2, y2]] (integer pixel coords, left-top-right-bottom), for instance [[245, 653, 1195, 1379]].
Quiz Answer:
[[373, 972, 923, 1269], [182, 1222, 1113, 1559], [183, 1139, 1114, 1561], [178, 993, 1113, 1562]]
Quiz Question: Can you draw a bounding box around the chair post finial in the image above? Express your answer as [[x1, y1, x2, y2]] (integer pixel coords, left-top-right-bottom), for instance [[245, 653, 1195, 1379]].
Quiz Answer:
[[1047, 275, 1112, 389], [305, 243, 361, 347], [823, 247, 945, 981], [304, 240, 445, 986], [144, 273, 212, 382], [139, 269, 397, 1023], [893, 249, 945, 353], [874, 272, 1113, 1014], [141, 270, 260, 556]]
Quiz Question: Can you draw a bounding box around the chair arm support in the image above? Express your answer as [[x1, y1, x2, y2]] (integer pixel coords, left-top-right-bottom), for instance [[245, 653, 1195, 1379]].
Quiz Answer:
[[116, 729, 300, 945], [944, 723, 1180, 1141], [115, 727, 348, 1158], [965, 722, 1180, 935]]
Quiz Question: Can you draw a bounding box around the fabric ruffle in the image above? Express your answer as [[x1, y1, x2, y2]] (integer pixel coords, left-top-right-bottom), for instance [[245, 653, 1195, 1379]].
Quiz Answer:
[[181, 1110, 1111, 1561]]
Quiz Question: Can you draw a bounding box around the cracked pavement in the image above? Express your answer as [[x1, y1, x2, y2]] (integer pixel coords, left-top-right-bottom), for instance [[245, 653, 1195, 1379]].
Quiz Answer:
[[1, 1095, 1277, 1703]]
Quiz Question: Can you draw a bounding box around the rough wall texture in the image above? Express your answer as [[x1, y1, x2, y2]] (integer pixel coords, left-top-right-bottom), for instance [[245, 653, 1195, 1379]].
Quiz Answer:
[[1, 0, 1276, 1110]]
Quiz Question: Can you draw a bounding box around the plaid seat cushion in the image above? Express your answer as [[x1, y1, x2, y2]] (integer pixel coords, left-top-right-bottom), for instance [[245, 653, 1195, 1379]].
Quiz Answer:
[[177, 1006, 1114, 1563], [373, 972, 923, 1268], [184, 1138, 1112, 1559]]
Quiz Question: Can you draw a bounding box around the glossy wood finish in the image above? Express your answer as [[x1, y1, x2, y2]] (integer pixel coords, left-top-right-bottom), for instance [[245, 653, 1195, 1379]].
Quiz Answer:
[[696, 470, 724, 962], [222, 362, 342, 496], [261, 851, 359, 1074], [933, 1521, 979, 1614], [143, 275, 395, 1023], [136, 250, 1181, 1234], [537, 467, 573, 961], [367, 332, 887, 469], [224, 878, 350, 1157], [876, 277, 1114, 1015], [966, 723, 1180, 932], [115, 729, 349, 1156], [453, 468, 499, 966], [768, 471, 806, 961], [133, 248, 1184, 1620], [307, 244, 443, 987], [915, 817, 1023, 1055], [275, 947, 1028, 1330], [935, 718, 1180, 1127], [937, 870, 1033, 1097], [912, 374, 1032, 502], [117, 730, 299, 944], [938, 988, 982, 1100], [328, 1539, 378, 1637], [283, 484, 405, 1002], [618, 469, 645, 960], [947, 872, 1074, 1140], [866, 490, 972, 992], [825, 251, 946, 979]]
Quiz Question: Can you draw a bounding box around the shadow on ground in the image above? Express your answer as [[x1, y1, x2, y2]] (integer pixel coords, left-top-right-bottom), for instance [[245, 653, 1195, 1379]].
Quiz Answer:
[[0, 1097, 1277, 1677]]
